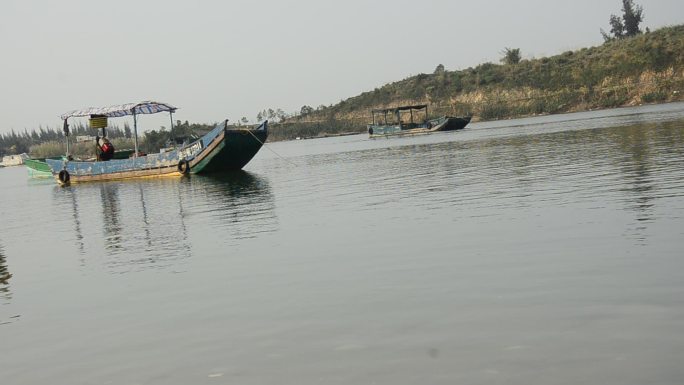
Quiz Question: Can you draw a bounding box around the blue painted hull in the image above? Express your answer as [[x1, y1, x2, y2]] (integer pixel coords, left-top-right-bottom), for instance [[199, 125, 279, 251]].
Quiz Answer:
[[47, 121, 268, 185]]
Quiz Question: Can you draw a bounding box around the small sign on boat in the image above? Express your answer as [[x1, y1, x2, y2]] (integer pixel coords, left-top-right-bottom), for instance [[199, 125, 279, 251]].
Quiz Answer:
[[178, 141, 203, 160]]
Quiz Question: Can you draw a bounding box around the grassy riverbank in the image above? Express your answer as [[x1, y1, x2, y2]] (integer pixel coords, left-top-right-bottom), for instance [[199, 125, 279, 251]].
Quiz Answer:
[[272, 24, 684, 141]]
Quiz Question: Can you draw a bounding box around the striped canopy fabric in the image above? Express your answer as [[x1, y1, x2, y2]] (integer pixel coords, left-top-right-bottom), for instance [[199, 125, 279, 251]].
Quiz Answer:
[[60, 101, 177, 120]]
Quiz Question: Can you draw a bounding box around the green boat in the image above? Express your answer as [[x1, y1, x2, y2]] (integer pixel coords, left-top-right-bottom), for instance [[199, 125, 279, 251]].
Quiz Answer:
[[24, 158, 54, 178]]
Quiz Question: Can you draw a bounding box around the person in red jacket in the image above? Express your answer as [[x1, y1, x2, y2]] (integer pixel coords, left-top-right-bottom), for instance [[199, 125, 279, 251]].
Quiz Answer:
[[97, 137, 115, 161]]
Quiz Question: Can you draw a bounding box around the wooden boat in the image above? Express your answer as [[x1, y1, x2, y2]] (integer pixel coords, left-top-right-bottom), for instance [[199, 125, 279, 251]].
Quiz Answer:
[[368, 104, 470, 138], [46, 101, 268, 185], [25, 150, 136, 178]]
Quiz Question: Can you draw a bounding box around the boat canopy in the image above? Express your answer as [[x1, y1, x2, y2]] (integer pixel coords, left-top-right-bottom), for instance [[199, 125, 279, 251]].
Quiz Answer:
[[372, 104, 427, 114], [60, 101, 177, 120]]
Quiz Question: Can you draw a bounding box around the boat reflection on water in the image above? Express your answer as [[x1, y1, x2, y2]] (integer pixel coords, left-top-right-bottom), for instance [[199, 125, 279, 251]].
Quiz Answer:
[[99, 183, 123, 252], [0, 241, 16, 326], [94, 181, 192, 273], [187, 171, 279, 242], [610, 120, 684, 245], [0, 242, 11, 304], [51, 171, 276, 273]]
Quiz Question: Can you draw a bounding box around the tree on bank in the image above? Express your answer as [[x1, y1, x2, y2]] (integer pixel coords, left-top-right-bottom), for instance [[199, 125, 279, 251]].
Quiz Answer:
[[300, 105, 314, 116], [602, 0, 644, 41], [500, 48, 521, 65]]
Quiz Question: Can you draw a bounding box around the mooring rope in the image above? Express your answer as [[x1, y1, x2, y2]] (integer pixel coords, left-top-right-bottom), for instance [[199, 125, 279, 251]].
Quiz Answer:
[[243, 129, 297, 167]]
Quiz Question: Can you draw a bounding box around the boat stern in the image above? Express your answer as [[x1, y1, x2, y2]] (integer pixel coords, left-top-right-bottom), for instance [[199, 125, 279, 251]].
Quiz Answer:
[[190, 120, 268, 173]]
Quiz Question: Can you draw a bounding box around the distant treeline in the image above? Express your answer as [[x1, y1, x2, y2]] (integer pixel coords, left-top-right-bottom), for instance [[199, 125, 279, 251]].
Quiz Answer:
[[0, 122, 131, 157], [0, 120, 221, 158]]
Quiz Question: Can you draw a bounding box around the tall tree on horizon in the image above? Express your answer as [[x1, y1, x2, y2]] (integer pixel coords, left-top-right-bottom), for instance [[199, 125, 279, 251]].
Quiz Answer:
[[602, 0, 644, 41], [622, 0, 644, 36], [500, 48, 521, 65]]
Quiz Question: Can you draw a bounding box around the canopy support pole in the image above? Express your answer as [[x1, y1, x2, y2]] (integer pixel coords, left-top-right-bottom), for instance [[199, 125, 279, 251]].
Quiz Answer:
[[169, 111, 174, 132], [63, 118, 70, 157], [133, 110, 139, 158]]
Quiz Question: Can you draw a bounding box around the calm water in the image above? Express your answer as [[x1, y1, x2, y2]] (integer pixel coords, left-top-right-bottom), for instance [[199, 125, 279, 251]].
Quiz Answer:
[[2, 103, 684, 385]]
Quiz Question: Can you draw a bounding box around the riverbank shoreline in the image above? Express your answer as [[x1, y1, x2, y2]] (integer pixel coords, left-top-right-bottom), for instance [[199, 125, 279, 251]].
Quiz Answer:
[[266, 100, 684, 142]]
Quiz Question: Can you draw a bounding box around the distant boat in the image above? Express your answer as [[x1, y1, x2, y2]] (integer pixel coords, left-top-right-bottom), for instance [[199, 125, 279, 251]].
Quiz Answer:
[[1, 154, 29, 167], [46, 101, 268, 185], [368, 104, 470, 138]]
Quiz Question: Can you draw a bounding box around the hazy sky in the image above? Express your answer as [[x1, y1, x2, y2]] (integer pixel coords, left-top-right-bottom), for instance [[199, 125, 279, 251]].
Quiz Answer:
[[1, 0, 683, 134]]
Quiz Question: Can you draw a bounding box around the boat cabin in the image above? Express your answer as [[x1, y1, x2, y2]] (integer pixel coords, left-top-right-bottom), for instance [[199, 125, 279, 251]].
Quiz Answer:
[[371, 104, 430, 130], [61, 101, 178, 159]]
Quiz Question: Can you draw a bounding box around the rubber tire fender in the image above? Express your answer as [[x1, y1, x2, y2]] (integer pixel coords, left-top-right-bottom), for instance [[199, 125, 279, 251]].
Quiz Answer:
[[177, 159, 190, 175], [58, 170, 70, 185]]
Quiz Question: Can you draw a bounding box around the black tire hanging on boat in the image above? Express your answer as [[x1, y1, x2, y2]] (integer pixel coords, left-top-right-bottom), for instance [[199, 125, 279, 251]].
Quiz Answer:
[[177, 159, 190, 175], [58, 170, 70, 184], [368, 127, 374, 135]]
